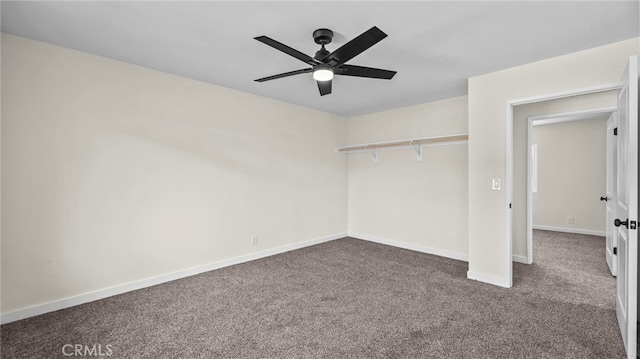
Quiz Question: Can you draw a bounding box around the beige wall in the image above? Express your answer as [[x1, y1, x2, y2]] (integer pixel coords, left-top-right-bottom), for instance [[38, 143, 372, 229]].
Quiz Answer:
[[468, 37, 639, 286], [3, 31, 639, 318], [533, 118, 608, 233], [1, 34, 348, 314], [512, 92, 616, 260], [347, 96, 468, 259]]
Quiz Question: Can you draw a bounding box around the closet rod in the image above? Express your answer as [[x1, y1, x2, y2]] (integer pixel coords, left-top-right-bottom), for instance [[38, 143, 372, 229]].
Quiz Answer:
[[337, 134, 468, 152]]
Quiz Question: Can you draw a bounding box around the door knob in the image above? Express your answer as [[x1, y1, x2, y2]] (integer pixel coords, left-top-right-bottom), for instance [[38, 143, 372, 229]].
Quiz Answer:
[[600, 196, 608, 201], [614, 218, 629, 228]]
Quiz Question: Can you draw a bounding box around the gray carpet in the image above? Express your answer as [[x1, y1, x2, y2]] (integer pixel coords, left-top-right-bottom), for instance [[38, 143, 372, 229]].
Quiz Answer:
[[1, 230, 625, 358]]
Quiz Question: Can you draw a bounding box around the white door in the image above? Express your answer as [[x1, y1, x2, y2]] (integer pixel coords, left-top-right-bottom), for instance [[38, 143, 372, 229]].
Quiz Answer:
[[606, 112, 618, 276], [615, 55, 638, 358]]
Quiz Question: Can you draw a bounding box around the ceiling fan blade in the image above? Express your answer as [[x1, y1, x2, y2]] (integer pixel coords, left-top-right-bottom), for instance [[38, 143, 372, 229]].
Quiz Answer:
[[317, 79, 332, 96], [255, 36, 319, 66], [255, 68, 313, 82], [322, 26, 387, 67], [336, 65, 397, 79]]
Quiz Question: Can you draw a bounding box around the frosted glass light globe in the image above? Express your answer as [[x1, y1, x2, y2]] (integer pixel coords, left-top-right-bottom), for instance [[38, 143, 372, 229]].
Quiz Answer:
[[313, 68, 334, 81]]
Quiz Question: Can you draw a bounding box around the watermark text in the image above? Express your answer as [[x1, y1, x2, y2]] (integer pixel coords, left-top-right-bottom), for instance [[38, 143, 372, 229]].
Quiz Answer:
[[62, 344, 113, 357]]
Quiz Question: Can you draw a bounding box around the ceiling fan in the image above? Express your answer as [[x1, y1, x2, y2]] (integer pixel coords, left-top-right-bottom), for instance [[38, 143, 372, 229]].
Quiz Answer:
[[254, 26, 397, 96]]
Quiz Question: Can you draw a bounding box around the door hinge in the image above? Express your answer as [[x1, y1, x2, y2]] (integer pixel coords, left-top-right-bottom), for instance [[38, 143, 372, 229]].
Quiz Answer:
[[614, 247, 618, 255], [614, 127, 618, 136], [631, 220, 637, 230]]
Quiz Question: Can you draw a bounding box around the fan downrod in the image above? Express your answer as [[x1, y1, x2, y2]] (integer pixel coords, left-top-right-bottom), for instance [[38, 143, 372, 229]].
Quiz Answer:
[[313, 29, 333, 60]]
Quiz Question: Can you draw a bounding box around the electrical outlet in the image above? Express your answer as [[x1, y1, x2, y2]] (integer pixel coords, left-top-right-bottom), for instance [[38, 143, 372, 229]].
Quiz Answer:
[[251, 236, 258, 246], [567, 217, 574, 224]]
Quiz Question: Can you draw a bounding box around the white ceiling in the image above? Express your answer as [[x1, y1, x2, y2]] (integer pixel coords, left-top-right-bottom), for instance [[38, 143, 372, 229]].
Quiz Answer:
[[2, 1, 638, 117]]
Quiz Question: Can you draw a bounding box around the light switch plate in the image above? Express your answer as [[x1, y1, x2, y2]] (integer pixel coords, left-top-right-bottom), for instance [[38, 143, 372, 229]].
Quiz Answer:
[[492, 178, 501, 191]]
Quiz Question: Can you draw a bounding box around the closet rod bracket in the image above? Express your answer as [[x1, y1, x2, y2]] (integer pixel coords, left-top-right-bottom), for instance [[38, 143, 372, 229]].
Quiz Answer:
[[414, 144, 423, 161]]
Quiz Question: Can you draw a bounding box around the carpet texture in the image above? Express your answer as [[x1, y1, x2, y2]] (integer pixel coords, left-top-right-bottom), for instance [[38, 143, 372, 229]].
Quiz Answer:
[[1, 230, 625, 358]]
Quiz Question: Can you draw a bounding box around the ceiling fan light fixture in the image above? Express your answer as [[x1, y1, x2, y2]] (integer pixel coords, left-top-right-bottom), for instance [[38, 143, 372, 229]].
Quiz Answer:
[[313, 68, 334, 81], [254, 26, 395, 96]]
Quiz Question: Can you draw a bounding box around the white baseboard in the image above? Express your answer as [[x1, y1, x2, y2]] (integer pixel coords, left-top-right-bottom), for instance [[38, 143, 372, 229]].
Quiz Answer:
[[467, 270, 511, 288], [348, 232, 468, 262], [512, 255, 530, 264], [1, 232, 347, 325], [532, 225, 605, 237]]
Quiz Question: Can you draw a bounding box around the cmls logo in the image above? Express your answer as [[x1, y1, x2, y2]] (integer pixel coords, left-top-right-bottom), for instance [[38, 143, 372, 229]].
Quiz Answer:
[[62, 344, 113, 357]]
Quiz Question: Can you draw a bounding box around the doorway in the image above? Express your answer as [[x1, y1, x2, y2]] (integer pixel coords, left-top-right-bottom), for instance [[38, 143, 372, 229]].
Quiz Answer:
[[525, 108, 616, 265], [510, 90, 619, 265]]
